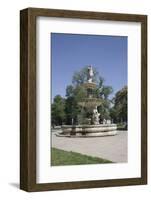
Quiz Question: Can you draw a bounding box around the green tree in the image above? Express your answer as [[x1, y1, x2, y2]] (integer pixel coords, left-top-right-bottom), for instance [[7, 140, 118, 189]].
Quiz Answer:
[[98, 99, 111, 121], [66, 85, 74, 97], [51, 95, 66, 126], [65, 96, 79, 125], [110, 86, 127, 123], [65, 85, 87, 125]]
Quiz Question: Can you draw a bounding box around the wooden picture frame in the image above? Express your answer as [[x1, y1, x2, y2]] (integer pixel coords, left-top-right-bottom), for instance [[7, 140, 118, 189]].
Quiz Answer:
[[20, 7, 147, 192]]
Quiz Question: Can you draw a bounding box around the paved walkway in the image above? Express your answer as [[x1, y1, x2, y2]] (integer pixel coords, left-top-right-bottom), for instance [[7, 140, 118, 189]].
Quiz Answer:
[[52, 130, 127, 163]]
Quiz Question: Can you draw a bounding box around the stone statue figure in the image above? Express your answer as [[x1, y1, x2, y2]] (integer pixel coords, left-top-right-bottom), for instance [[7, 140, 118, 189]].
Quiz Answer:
[[103, 119, 107, 124], [88, 66, 94, 83], [92, 106, 100, 125]]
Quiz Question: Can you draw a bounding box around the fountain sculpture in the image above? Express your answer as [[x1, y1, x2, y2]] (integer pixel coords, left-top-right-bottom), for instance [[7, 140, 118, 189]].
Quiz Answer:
[[58, 66, 117, 137]]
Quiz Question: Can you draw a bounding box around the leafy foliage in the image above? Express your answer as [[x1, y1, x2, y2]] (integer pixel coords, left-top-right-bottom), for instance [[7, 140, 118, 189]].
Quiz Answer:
[[51, 95, 66, 126], [110, 86, 127, 123]]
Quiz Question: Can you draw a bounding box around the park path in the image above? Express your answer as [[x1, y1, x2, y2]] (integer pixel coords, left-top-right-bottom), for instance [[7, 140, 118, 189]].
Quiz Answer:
[[52, 130, 127, 163]]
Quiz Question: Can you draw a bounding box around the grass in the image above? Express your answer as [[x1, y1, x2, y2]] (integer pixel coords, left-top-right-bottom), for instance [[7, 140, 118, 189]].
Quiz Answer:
[[51, 147, 112, 166]]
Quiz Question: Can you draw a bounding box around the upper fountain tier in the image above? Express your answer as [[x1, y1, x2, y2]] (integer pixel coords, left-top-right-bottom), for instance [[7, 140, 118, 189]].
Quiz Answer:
[[82, 82, 96, 89], [78, 97, 102, 109], [78, 66, 102, 109]]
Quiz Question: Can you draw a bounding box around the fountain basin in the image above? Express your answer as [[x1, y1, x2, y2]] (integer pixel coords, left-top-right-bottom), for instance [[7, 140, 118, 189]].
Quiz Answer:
[[57, 124, 117, 137]]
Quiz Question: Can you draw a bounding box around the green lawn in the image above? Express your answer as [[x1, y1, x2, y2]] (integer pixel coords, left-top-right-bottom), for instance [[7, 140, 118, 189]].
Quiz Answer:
[[51, 147, 112, 166]]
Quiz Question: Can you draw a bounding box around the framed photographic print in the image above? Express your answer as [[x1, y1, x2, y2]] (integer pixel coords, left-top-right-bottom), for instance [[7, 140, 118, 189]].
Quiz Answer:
[[20, 8, 147, 191]]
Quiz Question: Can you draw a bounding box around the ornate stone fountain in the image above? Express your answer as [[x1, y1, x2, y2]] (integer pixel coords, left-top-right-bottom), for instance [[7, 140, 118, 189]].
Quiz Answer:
[[58, 66, 117, 137]]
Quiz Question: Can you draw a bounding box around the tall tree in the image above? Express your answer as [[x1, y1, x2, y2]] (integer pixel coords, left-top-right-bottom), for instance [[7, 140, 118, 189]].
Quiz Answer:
[[65, 84, 87, 125], [51, 95, 66, 126], [110, 86, 127, 123]]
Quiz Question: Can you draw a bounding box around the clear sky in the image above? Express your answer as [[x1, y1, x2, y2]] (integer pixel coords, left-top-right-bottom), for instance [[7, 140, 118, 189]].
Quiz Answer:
[[51, 33, 127, 100]]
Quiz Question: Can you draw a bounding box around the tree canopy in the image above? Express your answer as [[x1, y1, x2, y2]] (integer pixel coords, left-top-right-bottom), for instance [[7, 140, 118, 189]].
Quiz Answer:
[[51, 95, 65, 126], [110, 86, 127, 123]]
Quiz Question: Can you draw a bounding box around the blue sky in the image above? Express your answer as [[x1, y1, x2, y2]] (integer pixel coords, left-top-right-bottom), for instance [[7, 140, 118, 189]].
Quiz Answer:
[[51, 33, 127, 100]]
